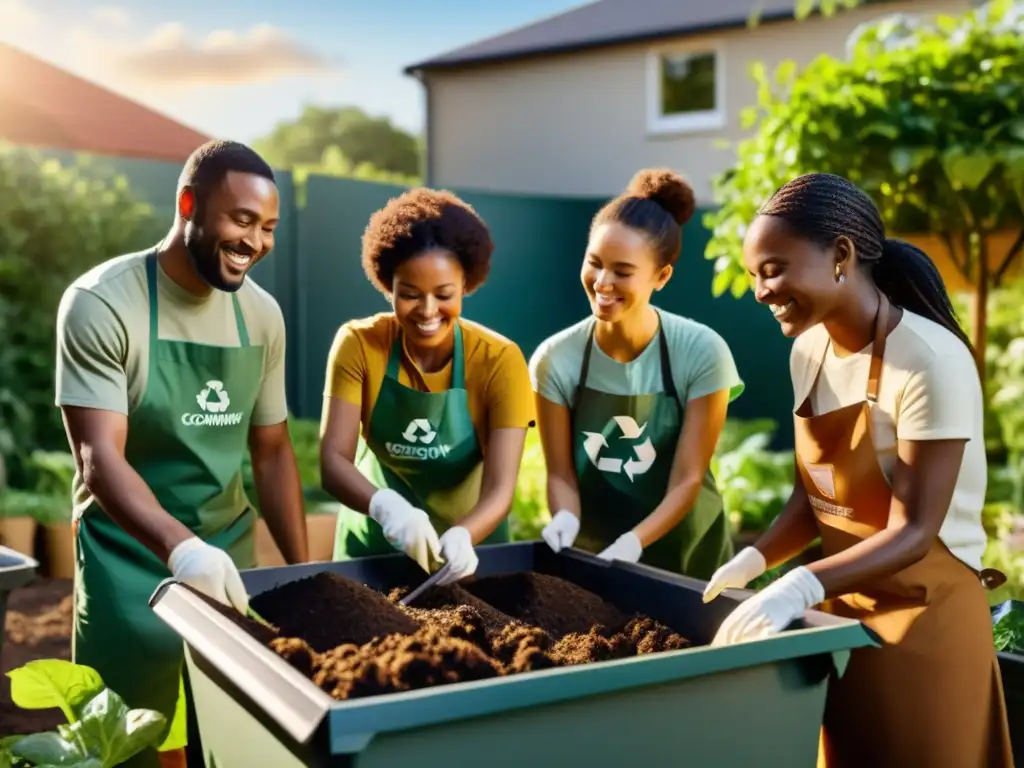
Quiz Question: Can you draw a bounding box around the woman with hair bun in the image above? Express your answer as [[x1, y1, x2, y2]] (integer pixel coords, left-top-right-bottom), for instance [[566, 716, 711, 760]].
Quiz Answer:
[[529, 169, 744, 576], [705, 172, 1013, 767], [320, 188, 535, 585]]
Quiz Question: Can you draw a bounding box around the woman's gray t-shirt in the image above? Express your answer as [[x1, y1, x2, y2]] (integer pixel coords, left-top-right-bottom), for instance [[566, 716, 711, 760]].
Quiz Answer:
[[529, 310, 744, 407]]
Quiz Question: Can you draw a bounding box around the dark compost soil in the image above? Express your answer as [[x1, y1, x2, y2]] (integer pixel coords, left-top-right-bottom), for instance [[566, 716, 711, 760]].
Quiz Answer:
[[249, 571, 692, 703], [1, 578, 74, 736]]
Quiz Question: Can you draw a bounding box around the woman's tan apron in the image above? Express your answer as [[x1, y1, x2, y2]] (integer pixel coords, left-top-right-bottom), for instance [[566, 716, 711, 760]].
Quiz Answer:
[[793, 294, 1014, 768]]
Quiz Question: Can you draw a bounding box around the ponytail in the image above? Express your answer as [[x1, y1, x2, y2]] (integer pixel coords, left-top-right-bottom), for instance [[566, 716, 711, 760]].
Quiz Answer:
[[875, 238, 973, 352]]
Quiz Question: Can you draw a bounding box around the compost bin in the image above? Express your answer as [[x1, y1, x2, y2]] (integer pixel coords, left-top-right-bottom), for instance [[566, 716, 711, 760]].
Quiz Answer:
[[0, 544, 38, 669], [150, 542, 878, 767]]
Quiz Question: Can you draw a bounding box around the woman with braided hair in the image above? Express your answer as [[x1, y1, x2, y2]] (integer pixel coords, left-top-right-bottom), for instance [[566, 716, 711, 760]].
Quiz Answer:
[[530, 168, 744, 576], [704, 172, 1013, 766]]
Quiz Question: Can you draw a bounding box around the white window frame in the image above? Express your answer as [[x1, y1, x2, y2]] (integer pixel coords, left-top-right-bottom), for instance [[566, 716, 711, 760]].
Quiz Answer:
[[645, 40, 726, 135]]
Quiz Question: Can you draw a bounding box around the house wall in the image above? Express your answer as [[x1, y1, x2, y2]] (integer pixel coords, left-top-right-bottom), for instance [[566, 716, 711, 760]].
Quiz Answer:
[[423, 0, 971, 204]]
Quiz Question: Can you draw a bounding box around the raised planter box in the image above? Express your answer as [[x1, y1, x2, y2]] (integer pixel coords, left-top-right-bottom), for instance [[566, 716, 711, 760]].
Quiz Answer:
[[151, 542, 879, 767]]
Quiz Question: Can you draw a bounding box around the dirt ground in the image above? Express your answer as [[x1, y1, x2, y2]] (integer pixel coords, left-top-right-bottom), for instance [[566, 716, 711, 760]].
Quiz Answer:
[[1, 578, 72, 735]]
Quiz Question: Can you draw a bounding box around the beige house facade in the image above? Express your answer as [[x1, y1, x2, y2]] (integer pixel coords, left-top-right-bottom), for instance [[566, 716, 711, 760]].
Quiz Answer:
[[405, 0, 974, 204]]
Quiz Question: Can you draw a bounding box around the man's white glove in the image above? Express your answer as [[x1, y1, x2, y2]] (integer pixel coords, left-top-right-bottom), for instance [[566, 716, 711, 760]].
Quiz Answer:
[[369, 488, 441, 573], [711, 566, 825, 646], [436, 526, 477, 585], [541, 509, 580, 553], [597, 531, 642, 563], [702, 546, 768, 603], [168, 536, 249, 614]]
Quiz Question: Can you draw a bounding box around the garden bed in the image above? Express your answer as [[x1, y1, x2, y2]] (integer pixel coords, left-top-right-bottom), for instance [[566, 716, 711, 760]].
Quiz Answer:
[[229, 570, 693, 701], [0, 577, 72, 735]]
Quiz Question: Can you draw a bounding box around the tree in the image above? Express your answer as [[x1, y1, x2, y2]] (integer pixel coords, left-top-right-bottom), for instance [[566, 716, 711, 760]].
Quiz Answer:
[[0, 145, 162, 486], [253, 105, 422, 178], [703, 0, 1024, 376]]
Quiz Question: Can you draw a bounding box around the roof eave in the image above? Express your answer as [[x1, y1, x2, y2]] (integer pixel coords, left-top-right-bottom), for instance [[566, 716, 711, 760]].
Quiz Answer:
[[401, 9, 798, 76]]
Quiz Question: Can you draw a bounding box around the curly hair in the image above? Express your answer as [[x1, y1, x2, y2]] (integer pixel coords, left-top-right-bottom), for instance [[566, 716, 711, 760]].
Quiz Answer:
[[361, 188, 494, 295], [591, 168, 696, 267]]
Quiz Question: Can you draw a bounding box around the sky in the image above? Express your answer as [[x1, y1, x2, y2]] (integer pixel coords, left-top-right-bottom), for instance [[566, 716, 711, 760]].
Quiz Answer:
[[0, 0, 585, 143]]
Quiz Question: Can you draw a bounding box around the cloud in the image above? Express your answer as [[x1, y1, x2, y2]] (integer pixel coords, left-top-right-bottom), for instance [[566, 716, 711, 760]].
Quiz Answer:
[[92, 6, 130, 26], [0, 0, 38, 30], [82, 23, 341, 88]]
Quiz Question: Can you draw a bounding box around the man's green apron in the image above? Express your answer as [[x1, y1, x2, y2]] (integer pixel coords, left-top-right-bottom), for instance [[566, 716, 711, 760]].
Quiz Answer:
[[72, 250, 263, 767], [570, 312, 733, 579], [333, 322, 507, 562]]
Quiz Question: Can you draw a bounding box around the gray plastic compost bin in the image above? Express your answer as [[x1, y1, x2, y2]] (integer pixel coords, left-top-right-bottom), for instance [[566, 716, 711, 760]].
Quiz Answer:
[[150, 542, 879, 767], [0, 544, 39, 669]]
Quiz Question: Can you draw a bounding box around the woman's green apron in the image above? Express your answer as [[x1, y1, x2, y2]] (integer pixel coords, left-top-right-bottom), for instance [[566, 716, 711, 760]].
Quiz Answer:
[[570, 312, 733, 579], [333, 322, 507, 563], [72, 251, 263, 768]]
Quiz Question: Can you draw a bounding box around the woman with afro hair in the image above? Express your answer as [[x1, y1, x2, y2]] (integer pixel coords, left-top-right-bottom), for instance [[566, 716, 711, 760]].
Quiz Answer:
[[320, 188, 535, 584], [529, 169, 744, 579]]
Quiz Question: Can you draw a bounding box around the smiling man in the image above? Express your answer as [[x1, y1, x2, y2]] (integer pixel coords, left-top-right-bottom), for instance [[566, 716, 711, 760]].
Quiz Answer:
[[54, 140, 308, 768]]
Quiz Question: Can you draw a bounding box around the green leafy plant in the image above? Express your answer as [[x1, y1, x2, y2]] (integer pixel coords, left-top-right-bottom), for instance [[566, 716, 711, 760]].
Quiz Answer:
[[993, 600, 1024, 653], [704, 0, 1024, 372], [0, 145, 162, 490], [711, 420, 795, 534], [0, 659, 166, 768], [509, 428, 548, 542], [0, 450, 75, 524]]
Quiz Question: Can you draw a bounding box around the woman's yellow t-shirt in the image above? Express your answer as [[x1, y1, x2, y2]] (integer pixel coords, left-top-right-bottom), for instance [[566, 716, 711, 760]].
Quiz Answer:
[[324, 313, 536, 452]]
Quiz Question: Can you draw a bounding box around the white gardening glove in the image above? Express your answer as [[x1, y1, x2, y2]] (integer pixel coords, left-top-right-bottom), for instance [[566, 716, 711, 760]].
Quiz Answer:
[[541, 509, 580, 553], [369, 488, 441, 573], [435, 526, 477, 585], [168, 536, 249, 614], [702, 546, 768, 603], [711, 566, 825, 646], [598, 531, 643, 563]]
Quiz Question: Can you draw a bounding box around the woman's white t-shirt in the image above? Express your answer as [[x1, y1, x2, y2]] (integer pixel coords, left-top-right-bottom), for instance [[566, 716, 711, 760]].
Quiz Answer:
[[790, 310, 988, 571]]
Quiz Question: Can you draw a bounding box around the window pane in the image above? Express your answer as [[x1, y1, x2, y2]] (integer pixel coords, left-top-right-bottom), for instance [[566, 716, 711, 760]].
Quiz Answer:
[[660, 52, 716, 116]]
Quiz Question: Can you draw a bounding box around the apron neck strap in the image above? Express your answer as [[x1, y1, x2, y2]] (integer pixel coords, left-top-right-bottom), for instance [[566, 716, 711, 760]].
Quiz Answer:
[[866, 292, 890, 403], [145, 250, 251, 348], [387, 321, 465, 388], [573, 310, 678, 410]]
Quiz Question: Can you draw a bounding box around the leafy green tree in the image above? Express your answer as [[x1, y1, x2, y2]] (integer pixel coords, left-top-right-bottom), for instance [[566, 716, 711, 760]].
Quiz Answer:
[[0, 145, 161, 487], [704, 0, 1024, 374], [253, 105, 422, 178]]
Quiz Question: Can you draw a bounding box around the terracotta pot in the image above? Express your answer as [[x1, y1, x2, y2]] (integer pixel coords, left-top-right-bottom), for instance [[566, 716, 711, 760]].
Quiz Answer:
[[43, 522, 75, 579], [256, 513, 337, 567], [0, 516, 37, 558]]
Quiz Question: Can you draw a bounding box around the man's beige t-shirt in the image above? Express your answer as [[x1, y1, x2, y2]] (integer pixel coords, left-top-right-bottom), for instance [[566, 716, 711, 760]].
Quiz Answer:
[[790, 310, 987, 571], [54, 249, 289, 519]]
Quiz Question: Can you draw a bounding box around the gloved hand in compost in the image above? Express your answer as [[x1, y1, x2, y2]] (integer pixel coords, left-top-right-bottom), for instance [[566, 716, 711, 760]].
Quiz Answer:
[[436, 526, 477, 584], [702, 546, 767, 603], [168, 536, 250, 613], [541, 509, 580, 553], [711, 566, 824, 646], [369, 488, 442, 572], [597, 531, 642, 563]]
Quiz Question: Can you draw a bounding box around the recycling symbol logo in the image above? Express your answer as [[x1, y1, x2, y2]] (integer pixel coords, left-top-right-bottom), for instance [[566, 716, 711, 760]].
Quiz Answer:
[[582, 415, 656, 482], [401, 418, 436, 444], [196, 380, 231, 414]]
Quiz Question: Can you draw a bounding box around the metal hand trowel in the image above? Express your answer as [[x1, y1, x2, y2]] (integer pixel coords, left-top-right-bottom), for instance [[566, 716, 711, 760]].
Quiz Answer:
[[399, 561, 453, 606]]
